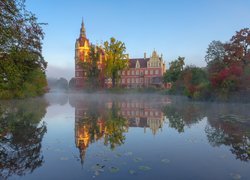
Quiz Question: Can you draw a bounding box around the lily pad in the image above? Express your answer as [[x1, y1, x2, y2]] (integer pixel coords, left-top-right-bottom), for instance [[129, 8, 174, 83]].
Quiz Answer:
[[103, 158, 110, 162], [109, 166, 119, 173], [115, 153, 122, 157], [124, 152, 133, 156], [91, 164, 105, 176], [60, 157, 69, 161], [161, 158, 170, 164], [133, 157, 143, 162], [139, 166, 151, 171], [129, 170, 136, 175], [230, 173, 241, 180]]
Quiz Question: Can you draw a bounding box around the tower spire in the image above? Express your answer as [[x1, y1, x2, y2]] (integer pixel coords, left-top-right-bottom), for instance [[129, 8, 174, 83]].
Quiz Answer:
[[80, 18, 86, 37]]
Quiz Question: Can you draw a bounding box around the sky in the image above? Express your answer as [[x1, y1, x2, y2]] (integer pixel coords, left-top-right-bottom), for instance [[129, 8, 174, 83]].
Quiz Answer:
[[26, 0, 250, 80]]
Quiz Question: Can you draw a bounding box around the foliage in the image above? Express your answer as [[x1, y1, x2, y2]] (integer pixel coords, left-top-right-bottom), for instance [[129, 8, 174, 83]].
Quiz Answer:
[[205, 28, 250, 100], [78, 45, 101, 90], [0, 0, 47, 99], [68, 78, 76, 90], [163, 56, 185, 83], [224, 28, 250, 66], [180, 66, 210, 100], [104, 37, 128, 88], [205, 40, 225, 64]]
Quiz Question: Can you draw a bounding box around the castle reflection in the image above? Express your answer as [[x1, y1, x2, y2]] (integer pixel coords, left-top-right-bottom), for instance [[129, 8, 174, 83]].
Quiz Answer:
[[70, 95, 171, 163]]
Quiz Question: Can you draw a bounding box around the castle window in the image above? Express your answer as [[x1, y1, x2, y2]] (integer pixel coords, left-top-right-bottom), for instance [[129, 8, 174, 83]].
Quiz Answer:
[[150, 70, 153, 75], [155, 70, 159, 74], [136, 70, 139, 75], [127, 71, 130, 75], [122, 71, 125, 75], [127, 78, 130, 83], [145, 70, 148, 75]]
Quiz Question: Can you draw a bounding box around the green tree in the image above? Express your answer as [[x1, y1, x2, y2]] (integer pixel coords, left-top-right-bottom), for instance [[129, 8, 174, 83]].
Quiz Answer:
[[164, 56, 185, 83], [0, 0, 47, 98], [79, 45, 101, 89], [205, 40, 225, 64], [103, 37, 128, 88], [181, 66, 210, 99]]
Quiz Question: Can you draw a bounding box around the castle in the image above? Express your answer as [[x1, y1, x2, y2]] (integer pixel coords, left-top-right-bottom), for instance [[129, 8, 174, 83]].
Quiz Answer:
[[74, 20, 166, 89], [74, 20, 106, 89]]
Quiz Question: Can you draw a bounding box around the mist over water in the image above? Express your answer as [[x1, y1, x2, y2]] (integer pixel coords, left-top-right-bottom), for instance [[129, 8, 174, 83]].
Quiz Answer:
[[0, 93, 250, 179]]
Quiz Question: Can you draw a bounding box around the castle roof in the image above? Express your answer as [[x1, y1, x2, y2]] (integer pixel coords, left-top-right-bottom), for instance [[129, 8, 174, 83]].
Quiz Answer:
[[129, 58, 150, 68]]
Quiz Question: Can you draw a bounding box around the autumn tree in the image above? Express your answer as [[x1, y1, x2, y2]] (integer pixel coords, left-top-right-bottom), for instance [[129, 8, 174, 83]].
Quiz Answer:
[[224, 28, 250, 66], [0, 0, 47, 98], [103, 37, 128, 88], [181, 66, 209, 99], [204, 28, 250, 100]]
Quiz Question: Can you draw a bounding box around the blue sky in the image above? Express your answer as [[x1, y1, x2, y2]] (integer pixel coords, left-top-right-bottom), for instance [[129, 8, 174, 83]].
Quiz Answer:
[[26, 0, 250, 79]]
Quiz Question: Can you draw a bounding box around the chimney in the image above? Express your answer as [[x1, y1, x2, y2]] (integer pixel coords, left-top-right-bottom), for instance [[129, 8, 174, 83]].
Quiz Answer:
[[144, 52, 146, 59]]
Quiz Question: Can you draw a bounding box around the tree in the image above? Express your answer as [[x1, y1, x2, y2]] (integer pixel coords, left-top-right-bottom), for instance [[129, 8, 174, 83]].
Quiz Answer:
[[205, 40, 225, 64], [0, 0, 47, 98], [79, 45, 101, 89], [224, 28, 250, 65], [164, 56, 185, 83], [103, 37, 128, 88], [181, 66, 210, 99]]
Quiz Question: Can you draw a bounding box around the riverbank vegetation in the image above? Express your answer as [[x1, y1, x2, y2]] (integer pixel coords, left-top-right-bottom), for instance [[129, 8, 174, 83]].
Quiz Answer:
[[0, 0, 47, 99], [164, 28, 250, 102]]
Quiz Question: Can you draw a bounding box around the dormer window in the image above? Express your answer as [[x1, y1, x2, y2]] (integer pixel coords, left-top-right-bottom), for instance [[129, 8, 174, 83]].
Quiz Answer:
[[136, 60, 140, 68]]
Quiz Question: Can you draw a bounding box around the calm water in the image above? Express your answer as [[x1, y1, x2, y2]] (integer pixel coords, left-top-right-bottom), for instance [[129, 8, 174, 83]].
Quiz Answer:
[[0, 93, 250, 180]]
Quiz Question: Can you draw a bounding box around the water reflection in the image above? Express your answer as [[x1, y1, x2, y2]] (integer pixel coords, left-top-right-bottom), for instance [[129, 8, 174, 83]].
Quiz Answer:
[[206, 104, 250, 162], [70, 94, 250, 164], [69, 94, 171, 164], [1, 94, 249, 179], [163, 99, 250, 162], [0, 99, 48, 179]]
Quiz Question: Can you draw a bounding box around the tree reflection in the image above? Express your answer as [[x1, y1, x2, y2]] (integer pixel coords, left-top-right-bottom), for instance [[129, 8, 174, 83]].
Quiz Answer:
[[206, 105, 250, 162], [163, 100, 207, 133], [103, 102, 128, 150], [163, 98, 250, 162], [0, 99, 48, 179]]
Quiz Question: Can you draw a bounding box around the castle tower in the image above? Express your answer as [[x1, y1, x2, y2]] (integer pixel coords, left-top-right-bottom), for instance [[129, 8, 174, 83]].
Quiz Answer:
[[74, 19, 90, 89]]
